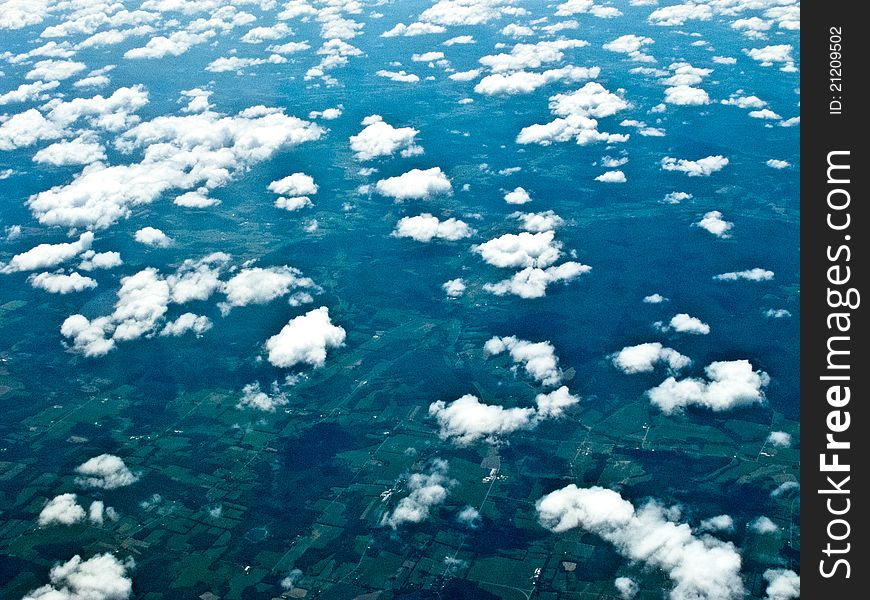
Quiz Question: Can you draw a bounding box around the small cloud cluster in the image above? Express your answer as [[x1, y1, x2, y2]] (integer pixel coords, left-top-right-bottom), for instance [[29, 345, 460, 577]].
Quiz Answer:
[[381, 459, 454, 528]]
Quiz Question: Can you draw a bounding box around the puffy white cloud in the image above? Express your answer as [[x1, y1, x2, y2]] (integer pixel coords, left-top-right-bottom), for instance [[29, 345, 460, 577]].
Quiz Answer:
[[443, 278, 466, 298], [643, 293, 667, 304], [449, 69, 482, 81], [512, 210, 564, 232], [241, 23, 293, 43], [663, 192, 692, 204], [534, 386, 580, 418], [698, 514, 735, 533], [661, 155, 729, 176], [484, 335, 562, 386], [648, 3, 713, 26], [160, 313, 212, 337], [429, 394, 537, 445], [746, 44, 795, 70], [269, 41, 312, 55], [732, 17, 772, 37], [474, 66, 600, 96], [479, 39, 588, 73], [61, 267, 170, 355], [503, 186, 531, 205], [237, 381, 288, 412], [79, 251, 122, 271], [174, 189, 219, 208], [666, 313, 711, 335], [764, 308, 791, 318], [474, 230, 564, 269], [88, 500, 109, 525], [603, 34, 654, 62], [412, 51, 445, 62], [713, 268, 774, 281], [749, 108, 781, 120], [29, 272, 97, 294], [382, 22, 447, 37], [748, 516, 779, 534], [381, 459, 454, 528], [265, 307, 346, 368], [696, 211, 733, 238], [615, 577, 639, 599], [501, 23, 533, 37], [166, 253, 227, 304], [2, 232, 93, 273], [713, 56, 737, 65], [0, 80, 60, 105], [722, 94, 767, 109], [28, 104, 322, 229], [484, 263, 590, 298], [443, 35, 475, 45], [431, 386, 581, 446], [0, 108, 65, 151], [33, 136, 107, 166], [766, 159, 790, 169], [767, 431, 792, 447], [38, 494, 86, 526], [517, 82, 630, 146], [43, 85, 149, 132], [595, 170, 626, 183], [134, 226, 172, 247], [350, 115, 422, 160], [420, 0, 522, 26], [308, 106, 343, 120], [394, 214, 474, 242], [275, 196, 312, 211], [646, 359, 770, 414], [375, 167, 452, 200], [22, 553, 134, 600], [0, 0, 50, 30], [25, 60, 87, 81], [764, 569, 799, 600], [75, 454, 139, 489], [537, 485, 744, 600], [611, 342, 691, 374], [664, 85, 710, 106], [268, 172, 318, 196], [457, 506, 481, 527], [376, 69, 420, 83], [205, 55, 288, 73], [124, 30, 214, 59], [220, 266, 314, 312], [61, 315, 116, 357]]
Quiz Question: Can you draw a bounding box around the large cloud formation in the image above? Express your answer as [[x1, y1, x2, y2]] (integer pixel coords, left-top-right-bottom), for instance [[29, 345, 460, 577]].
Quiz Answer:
[[536, 485, 745, 600], [28, 103, 323, 229], [646, 360, 770, 413], [265, 307, 346, 368]]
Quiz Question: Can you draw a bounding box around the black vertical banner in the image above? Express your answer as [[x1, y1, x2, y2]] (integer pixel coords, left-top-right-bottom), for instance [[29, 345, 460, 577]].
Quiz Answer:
[[801, 5, 866, 597]]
